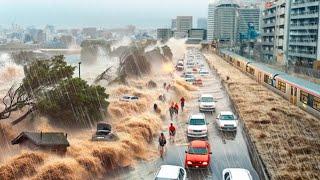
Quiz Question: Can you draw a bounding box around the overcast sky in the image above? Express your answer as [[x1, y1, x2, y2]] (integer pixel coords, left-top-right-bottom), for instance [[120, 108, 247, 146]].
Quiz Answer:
[[0, 0, 218, 29]]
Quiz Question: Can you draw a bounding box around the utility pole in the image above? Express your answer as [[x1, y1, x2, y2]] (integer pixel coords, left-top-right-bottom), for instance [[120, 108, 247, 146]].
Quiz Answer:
[[78, 62, 81, 78]]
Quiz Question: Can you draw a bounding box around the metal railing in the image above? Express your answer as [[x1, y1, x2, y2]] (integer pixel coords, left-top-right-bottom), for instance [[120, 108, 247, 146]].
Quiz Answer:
[[292, 0, 319, 6], [291, 10, 319, 16]]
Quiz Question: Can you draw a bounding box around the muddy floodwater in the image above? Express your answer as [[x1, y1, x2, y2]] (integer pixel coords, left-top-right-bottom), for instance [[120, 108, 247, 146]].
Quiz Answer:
[[106, 48, 259, 180]]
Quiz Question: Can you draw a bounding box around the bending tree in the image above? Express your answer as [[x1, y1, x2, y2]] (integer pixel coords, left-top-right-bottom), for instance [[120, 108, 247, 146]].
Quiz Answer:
[[0, 55, 109, 127]]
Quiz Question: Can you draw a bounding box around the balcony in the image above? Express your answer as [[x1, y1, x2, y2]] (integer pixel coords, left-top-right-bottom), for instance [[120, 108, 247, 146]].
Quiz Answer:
[[262, 41, 274, 46], [277, 8, 286, 15], [288, 50, 317, 59], [291, 0, 319, 9], [290, 23, 318, 29], [262, 22, 276, 28], [291, 10, 319, 19], [289, 39, 317, 46], [262, 50, 274, 55], [263, 11, 276, 19], [261, 31, 275, 36], [289, 31, 318, 35]]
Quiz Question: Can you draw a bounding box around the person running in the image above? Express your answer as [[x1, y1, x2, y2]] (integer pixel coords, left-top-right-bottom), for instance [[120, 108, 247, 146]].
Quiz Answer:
[[169, 104, 175, 121], [169, 123, 176, 143], [174, 103, 179, 115], [166, 84, 171, 92], [158, 133, 167, 158], [180, 97, 185, 112], [153, 103, 158, 112]]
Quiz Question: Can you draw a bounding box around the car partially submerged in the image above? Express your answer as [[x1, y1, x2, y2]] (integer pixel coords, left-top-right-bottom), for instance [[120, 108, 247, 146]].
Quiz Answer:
[[92, 123, 118, 141], [120, 95, 139, 102], [184, 74, 196, 84]]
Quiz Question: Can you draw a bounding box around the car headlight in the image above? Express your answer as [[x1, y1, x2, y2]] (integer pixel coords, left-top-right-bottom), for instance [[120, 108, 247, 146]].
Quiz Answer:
[[202, 162, 208, 165], [187, 129, 192, 133], [187, 161, 193, 165]]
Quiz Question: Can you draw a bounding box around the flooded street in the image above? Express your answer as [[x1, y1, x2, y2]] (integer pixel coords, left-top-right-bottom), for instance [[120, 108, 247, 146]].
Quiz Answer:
[[106, 47, 259, 180]]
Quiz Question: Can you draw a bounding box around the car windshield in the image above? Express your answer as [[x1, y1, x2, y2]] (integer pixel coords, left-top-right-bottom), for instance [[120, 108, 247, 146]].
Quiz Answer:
[[189, 118, 205, 125], [185, 75, 194, 78], [96, 131, 110, 135], [220, 115, 235, 120], [188, 147, 208, 155], [201, 97, 214, 102]]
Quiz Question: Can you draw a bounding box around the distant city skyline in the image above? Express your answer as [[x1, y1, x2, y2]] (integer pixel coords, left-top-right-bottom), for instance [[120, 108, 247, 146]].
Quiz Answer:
[[0, 0, 211, 29]]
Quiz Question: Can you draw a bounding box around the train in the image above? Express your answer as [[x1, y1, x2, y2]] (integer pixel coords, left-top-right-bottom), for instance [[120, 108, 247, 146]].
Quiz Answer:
[[218, 49, 320, 118]]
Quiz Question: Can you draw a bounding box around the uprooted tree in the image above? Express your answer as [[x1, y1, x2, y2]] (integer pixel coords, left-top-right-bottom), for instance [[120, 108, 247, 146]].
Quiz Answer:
[[0, 55, 109, 127]]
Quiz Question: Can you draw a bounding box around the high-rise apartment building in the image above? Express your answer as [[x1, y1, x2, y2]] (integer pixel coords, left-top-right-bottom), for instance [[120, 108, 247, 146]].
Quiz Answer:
[[213, 2, 239, 46], [261, 0, 287, 63], [171, 19, 177, 31], [207, 3, 215, 41], [157, 28, 173, 40], [287, 0, 320, 69]]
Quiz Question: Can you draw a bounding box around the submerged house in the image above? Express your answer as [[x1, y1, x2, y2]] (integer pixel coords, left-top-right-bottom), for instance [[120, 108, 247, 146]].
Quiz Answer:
[[11, 132, 70, 154]]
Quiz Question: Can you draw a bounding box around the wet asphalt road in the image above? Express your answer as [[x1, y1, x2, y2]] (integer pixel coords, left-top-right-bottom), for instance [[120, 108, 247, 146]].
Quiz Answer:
[[106, 49, 259, 180]]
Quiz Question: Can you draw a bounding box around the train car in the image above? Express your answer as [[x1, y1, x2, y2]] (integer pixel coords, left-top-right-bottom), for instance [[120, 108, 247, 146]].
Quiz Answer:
[[276, 74, 320, 117], [218, 49, 320, 118]]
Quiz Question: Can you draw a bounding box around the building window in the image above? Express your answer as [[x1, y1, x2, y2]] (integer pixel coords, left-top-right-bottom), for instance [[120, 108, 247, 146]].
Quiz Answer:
[[277, 80, 286, 93], [313, 96, 320, 111], [300, 90, 308, 105]]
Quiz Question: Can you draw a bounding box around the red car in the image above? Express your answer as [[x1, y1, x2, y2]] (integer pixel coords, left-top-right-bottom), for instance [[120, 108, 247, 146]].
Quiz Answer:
[[185, 140, 212, 168], [193, 78, 203, 86]]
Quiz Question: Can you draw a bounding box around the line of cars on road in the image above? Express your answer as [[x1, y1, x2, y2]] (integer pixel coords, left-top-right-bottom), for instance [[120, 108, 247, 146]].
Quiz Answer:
[[178, 49, 210, 87], [155, 49, 252, 180]]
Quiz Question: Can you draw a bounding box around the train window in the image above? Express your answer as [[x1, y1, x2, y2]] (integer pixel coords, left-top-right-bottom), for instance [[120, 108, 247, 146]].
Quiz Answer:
[[277, 81, 286, 93], [247, 67, 255, 75], [313, 96, 320, 111], [300, 90, 308, 105], [264, 74, 272, 85]]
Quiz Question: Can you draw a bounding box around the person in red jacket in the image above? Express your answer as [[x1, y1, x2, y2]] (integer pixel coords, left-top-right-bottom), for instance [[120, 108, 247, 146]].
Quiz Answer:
[[174, 103, 179, 115], [180, 97, 185, 112], [169, 123, 176, 142]]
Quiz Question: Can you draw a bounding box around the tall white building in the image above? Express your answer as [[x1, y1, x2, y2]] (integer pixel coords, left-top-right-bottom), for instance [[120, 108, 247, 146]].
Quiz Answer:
[[176, 16, 193, 33], [207, 3, 215, 41], [287, 0, 320, 69], [213, 2, 240, 46], [261, 0, 287, 64], [171, 19, 177, 31]]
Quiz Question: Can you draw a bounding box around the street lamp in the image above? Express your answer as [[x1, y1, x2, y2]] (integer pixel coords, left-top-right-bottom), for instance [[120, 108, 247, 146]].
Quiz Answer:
[[78, 62, 81, 78]]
